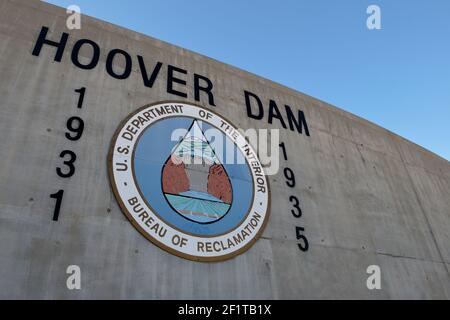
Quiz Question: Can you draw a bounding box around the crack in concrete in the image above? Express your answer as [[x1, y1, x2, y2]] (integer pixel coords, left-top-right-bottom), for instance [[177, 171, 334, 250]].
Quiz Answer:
[[376, 251, 450, 265]]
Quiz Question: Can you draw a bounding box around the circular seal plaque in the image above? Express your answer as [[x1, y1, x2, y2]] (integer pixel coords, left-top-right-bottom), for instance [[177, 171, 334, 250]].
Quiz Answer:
[[108, 101, 270, 262]]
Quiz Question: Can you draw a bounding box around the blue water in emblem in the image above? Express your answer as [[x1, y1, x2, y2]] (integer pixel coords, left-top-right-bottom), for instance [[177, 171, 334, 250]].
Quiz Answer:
[[133, 117, 253, 237], [165, 191, 231, 224], [179, 191, 222, 202]]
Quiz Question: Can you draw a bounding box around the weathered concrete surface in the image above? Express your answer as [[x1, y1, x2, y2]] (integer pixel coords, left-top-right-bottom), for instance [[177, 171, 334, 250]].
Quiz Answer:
[[0, 0, 449, 299]]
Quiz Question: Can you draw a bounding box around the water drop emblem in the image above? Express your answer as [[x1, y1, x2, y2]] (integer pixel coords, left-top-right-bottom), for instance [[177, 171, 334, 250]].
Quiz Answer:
[[162, 120, 233, 224], [110, 102, 270, 261]]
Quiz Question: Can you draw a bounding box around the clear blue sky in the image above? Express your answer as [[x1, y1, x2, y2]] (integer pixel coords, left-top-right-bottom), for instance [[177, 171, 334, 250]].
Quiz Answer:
[[45, 0, 450, 161]]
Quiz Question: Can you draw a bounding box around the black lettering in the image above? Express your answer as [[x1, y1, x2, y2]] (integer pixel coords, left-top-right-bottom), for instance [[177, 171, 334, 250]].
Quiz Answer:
[[244, 90, 264, 120], [71, 39, 100, 70], [50, 190, 64, 221], [268, 100, 287, 129], [167, 65, 188, 98], [284, 167, 296, 188], [56, 150, 77, 178], [285, 105, 310, 136], [194, 74, 216, 106], [138, 56, 163, 88], [65, 116, 84, 141], [32, 26, 69, 62], [106, 49, 132, 80]]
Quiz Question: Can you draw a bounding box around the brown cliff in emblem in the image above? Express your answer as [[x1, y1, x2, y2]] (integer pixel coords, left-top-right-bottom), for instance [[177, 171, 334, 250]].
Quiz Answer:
[[207, 164, 232, 204], [161, 156, 190, 195]]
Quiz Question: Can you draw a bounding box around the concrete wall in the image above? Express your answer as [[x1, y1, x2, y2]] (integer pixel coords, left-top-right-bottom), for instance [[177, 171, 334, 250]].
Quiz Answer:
[[0, 0, 449, 299]]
